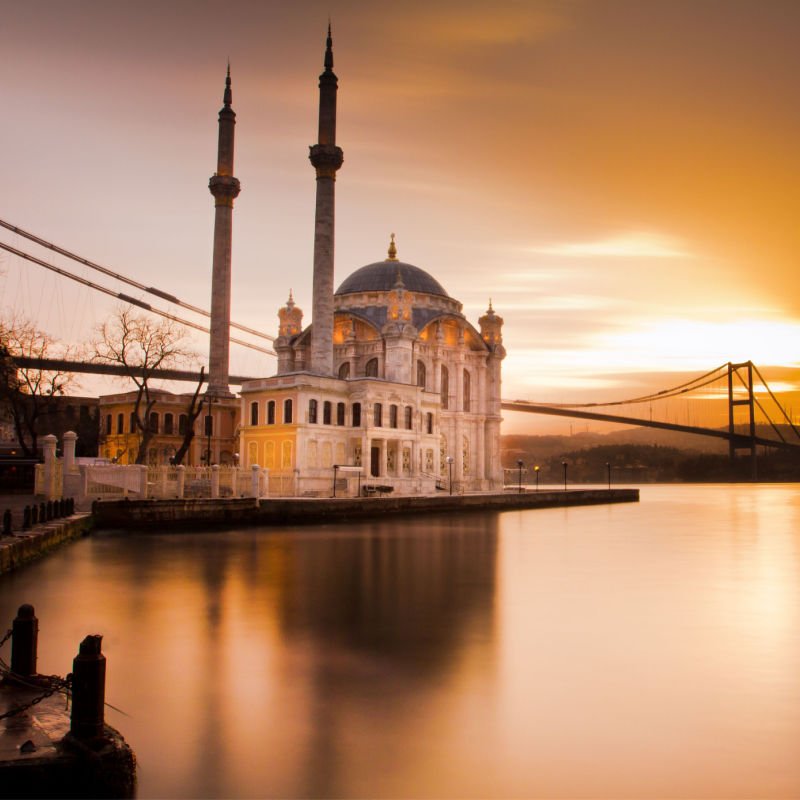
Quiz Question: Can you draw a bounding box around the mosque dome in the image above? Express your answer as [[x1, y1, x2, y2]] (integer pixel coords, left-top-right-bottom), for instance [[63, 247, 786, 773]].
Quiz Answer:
[[334, 234, 449, 298]]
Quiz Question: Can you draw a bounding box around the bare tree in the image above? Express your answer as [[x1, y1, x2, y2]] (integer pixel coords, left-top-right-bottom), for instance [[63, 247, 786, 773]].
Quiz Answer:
[[93, 306, 194, 465], [172, 366, 205, 465], [0, 316, 78, 457]]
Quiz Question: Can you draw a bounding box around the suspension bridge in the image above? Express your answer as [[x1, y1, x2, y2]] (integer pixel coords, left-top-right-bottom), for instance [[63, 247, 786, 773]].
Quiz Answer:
[[2, 217, 799, 477]]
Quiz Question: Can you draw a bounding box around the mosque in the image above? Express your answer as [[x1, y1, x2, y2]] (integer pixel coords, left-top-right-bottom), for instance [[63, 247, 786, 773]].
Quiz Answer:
[[100, 28, 506, 496]]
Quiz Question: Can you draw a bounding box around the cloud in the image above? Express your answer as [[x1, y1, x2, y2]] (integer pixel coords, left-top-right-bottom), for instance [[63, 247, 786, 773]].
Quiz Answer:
[[530, 232, 693, 259]]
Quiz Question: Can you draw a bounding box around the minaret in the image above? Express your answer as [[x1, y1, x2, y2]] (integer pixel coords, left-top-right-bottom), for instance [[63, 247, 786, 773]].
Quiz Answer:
[[308, 24, 344, 376], [207, 65, 241, 397]]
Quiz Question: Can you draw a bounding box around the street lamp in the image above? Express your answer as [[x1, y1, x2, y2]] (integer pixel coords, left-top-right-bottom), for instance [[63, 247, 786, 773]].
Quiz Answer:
[[562, 460, 568, 491], [516, 459, 524, 493], [534, 465, 540, 491], [606, 461, 611, 490], [205, 395, 214, 466], [446, 456, 454, 495]]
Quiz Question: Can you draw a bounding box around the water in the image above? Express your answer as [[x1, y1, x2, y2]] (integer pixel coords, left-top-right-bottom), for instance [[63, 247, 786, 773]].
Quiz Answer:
[[1, 484, 798, 798]]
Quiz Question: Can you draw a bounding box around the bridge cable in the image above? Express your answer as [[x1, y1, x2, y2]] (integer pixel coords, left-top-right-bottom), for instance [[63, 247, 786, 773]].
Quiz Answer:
[[751, 363, 800, 440], [0, 218, 275, 343], [0, 241, 276, 357]]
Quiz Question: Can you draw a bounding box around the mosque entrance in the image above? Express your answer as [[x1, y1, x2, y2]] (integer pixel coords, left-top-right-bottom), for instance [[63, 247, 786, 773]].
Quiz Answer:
[[370, 446, 380, 477]]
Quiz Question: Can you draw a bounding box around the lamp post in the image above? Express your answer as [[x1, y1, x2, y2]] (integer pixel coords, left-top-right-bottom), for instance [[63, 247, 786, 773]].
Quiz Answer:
[[606, 461, 611, 490], [516, 459, 524, 494], [205, 396, 213, 466], [447, 456, 454, 496], [333, 464, 339, 498], [534, 465, 540, 491], [562, 460, 568, 491]]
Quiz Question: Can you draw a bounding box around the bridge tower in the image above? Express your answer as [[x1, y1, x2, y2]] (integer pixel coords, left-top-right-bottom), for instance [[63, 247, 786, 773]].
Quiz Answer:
[[308, 24, 344, 377], [727, 361, 757, 480], [207, 65, 241, 398]]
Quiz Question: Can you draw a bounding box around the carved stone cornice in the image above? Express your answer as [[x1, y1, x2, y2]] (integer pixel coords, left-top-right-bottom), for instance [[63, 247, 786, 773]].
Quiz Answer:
[[209, 174, 241, 207], [309, 144, 344, 179]]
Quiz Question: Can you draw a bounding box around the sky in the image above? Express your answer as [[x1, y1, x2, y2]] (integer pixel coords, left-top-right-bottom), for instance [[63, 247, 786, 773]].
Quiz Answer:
[[1, 0, 798, 435]]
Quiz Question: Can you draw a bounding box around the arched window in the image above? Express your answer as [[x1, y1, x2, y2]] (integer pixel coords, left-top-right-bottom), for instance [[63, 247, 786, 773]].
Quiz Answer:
[[352, 402, 362, 427], [283, 399, 293, 424], [164, 413, 174, 435], [105, 414, 112, 435], [417, 360, 427, 389], [130, 411, 137, 432], [426, 412, 433, 434], [149, 412, 159, 433], [338, 362, 350, 379], [337, 402, 345, 426], [389, 404, 398, 428], [308, 399, 318, 424], [441, 365, 450, 409], [323, 401, 332, 425], [250, 402, 259, 426], [116, 413, 124, 434], [267, 400, 275, 425], [178, 414, 187, 435], [404, 406, 413, 429], [365, 357, 379, 377], [204, 415, 213, 436], [463, 369, 471, 412], [374, 402, 383, 427]]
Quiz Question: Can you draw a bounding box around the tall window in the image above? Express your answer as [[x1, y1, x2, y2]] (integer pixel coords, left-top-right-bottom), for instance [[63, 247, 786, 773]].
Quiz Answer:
[[441, 365, 450, 409], [116, 413, 124, 434], [267, 400, 275, 425], [283, 399, 293, 424], [463, 369, 471, 412], [179, 414, 187, 435], [365, 357, 379, 377], [352, 402, 361, 427], [323, 401, 332, 425], [130, 411, 137, 432], [250, 402, 259, 426], [404, 406, 413, 429], [337, 402, 345, 426], [149, 412, 159, 433], [164, 413, 174, 435], [374, 402, 383, 427], [338, 362, 350, 379], [389, 404, 398, 428], [426, 412, 433, 434], [417, 360, 427, 389], [308, 399, 318, 424], [105, 414, 112, 435], [204, 415, 213, 436]]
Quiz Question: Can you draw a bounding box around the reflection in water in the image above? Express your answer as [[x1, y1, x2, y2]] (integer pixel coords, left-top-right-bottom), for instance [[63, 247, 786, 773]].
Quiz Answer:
[[0, 486, 798, 798]]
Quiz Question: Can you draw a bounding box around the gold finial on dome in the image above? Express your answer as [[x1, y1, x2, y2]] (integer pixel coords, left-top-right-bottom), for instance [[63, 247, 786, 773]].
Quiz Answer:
[[386, 232, 398, 262]]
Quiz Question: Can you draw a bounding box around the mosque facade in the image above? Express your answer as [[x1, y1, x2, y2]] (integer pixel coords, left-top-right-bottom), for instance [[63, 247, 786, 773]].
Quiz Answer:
[[236, 30, 506, 496]]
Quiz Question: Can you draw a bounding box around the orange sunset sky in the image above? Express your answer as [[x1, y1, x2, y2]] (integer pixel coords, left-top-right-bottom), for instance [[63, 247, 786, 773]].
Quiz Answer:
[[1, 0, 798, 434]]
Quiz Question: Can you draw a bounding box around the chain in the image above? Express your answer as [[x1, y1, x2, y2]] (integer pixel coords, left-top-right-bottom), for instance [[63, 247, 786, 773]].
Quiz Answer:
[[0, 628, 12, 649], [0, 674, 72, 721]]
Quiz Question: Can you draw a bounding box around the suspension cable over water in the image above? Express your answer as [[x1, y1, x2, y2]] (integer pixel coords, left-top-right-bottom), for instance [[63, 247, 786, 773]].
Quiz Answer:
[[0, 241, 276, 357], [0, 218, 275, 343]]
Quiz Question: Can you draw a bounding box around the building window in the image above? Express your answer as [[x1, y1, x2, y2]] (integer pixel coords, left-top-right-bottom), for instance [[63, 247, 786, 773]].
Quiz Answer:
[[352, 402, 361, 427], [374, 402, 382, 427], [250, 402, 259, 426], [337, 402, 345, 426], [204, 415, 213, 436], [267, 400, 275, 425], [117, 413, 124, 434], [389, 404, 398, 428], [441, 366, 449, 409], [417, 360, 427, 389], [130, 411, 137, 432], [164, 413, 174, 435], [338, 362, 350, 379], [463, 369, 471, 412], [405, 406, 413, 429], [149, 412, 159, 433], [283, 399, 293, 424], [323, 401, 332, 425], [365, 357, 379, 377], [105, 414, 112, 435], [179, 414, 187, 435], [426, 412, 433, 434], [309, 399, 318, 424]]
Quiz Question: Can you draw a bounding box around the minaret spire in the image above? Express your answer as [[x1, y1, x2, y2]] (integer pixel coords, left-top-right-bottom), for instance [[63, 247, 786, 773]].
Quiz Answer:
[[207, 65, 241, 398], [309, 24, 344, 376]]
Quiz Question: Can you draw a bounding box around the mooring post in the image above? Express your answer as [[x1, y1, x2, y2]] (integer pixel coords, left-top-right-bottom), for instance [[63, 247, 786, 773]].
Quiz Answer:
[[2, 509, 11, 536], [70, 634, 106, 741], [46, 500, 53, 521], [11, 604, 38, 678], [176, 464, 186, 498], [39, 502, 46, 523], [30, 505, 38, 526], [23, 505, 32, 530]]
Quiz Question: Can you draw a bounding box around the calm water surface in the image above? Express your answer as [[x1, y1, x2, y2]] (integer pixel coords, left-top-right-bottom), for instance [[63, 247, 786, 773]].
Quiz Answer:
[[1, 484, 798, 798]]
